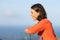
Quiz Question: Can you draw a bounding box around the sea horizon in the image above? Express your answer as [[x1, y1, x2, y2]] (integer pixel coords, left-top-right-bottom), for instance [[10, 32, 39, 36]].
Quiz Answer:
[[0, 25, 60, 40]]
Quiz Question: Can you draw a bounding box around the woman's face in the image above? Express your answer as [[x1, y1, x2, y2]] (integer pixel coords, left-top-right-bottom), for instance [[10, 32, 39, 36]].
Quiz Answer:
[[31, 9, 39, 20]]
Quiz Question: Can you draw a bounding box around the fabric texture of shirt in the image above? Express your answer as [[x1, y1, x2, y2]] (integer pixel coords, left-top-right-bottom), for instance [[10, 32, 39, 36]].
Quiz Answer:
[[26, 18, 57, 40]]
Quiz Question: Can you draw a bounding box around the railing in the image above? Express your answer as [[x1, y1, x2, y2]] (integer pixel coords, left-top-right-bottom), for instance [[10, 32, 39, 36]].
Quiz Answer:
[[0, 37, 38, 40], [0, 35, 38, 40]]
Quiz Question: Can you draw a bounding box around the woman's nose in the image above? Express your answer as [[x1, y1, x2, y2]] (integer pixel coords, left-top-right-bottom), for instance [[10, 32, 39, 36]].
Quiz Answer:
[[30, 13, 33, 16]]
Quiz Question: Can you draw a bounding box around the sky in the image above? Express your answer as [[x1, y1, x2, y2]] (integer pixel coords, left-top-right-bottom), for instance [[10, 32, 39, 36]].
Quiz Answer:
[[0, 0, 60, 27]]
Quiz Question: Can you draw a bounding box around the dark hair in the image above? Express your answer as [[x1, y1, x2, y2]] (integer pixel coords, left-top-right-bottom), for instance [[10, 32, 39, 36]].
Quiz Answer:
[[31, 3, 47, 21]]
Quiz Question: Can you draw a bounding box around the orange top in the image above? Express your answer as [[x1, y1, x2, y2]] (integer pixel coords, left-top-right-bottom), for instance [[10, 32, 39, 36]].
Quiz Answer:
[[26, 18, 57, 40]]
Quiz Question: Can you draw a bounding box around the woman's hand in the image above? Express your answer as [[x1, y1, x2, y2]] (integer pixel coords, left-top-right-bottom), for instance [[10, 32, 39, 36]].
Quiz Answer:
[[24, 27, 31, 34], [25, 28, 29, 33]]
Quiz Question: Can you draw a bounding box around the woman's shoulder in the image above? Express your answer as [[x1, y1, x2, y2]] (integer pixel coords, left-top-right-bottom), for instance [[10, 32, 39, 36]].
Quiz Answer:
[[39, 18, 52, 24]]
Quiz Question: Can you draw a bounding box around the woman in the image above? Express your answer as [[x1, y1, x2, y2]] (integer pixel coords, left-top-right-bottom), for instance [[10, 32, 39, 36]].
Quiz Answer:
[[24, 3, 57, 40]]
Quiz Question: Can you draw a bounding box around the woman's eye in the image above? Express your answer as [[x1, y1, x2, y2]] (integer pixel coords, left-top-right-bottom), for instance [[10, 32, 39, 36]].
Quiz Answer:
[[32, 13, 33, 14]]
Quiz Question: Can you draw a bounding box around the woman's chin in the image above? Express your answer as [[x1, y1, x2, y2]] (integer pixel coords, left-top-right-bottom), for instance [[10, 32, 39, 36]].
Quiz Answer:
[[33, 19, 37, 21]]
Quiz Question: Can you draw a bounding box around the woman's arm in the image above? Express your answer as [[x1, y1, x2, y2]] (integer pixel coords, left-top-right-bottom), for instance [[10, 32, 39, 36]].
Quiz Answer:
[[25, 22, 45, 34]]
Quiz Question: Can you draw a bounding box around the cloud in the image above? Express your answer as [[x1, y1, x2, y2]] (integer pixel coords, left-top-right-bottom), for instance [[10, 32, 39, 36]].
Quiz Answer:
[[1, 5, 20, 17]]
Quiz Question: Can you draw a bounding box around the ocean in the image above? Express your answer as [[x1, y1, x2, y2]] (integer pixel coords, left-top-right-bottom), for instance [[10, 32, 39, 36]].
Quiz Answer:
[[0, 25, 60, 40]]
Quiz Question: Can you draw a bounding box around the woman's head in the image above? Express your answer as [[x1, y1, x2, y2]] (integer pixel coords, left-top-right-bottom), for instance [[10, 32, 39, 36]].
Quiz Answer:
[[31, 3, 47, 21]]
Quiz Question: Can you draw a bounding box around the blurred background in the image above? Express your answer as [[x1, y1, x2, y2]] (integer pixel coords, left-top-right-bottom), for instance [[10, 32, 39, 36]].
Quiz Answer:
[[0, 0, 60, 40]]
